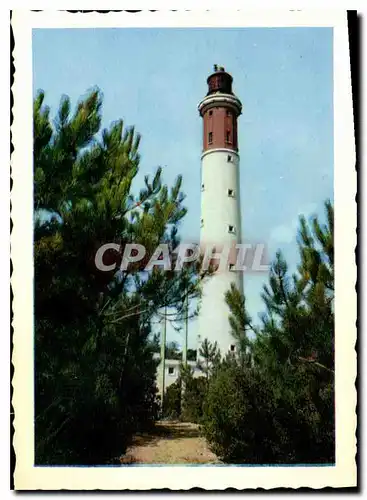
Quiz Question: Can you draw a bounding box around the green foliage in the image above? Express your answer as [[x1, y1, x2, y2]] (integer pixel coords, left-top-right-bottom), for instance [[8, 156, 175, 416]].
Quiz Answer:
[[202, 357, 334, 463], [149, 332, 160, 353], [162, 382, 181, 420], [179, 364, 206, 423], [202, 200, 335, 464], [164, 343, 197, 361], [187, 349, 197, 362], [181, 375, 207, 423], [34, 89, 200, 464], [225, 284, 254, 366], [197, 338, 220, 382], [161, 364, 206, 424], [255, 200, 334, 374], [202, 360, 280, 463], [165, 341, 181, 360]]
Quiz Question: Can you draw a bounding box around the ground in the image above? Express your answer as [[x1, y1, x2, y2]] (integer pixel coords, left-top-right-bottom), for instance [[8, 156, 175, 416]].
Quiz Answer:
[[120, 421, 220, 465]]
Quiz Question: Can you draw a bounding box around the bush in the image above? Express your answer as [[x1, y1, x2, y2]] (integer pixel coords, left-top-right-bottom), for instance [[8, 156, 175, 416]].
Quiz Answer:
[[181, 376, 207, 423], [161, 372, 207, 424], [202, 359, 334, 464], [202, 362, 280, 463], [162, 382, 181, 419]]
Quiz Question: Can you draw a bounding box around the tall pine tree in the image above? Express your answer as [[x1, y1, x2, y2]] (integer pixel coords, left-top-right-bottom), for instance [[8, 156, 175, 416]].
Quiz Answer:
[[34, 89, 202, 464], [202, 200, 334, 464]]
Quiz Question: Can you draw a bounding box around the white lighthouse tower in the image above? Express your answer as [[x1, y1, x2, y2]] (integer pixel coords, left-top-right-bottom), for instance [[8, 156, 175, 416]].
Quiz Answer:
[[197, 65, 244, 356]]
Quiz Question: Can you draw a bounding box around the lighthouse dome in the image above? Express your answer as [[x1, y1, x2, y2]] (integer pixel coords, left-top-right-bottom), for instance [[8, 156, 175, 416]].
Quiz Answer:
[[207, 65, 233, 96]]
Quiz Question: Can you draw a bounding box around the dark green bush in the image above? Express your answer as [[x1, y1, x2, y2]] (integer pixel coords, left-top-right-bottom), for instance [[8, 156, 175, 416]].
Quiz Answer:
[[202, 360, 334, 464], [181, 376, 207, 423], [162, 382, 181, 419]]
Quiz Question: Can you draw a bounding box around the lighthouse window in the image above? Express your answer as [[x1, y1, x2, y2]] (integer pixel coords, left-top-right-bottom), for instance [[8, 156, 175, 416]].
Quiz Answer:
[[228, 225, 235, 234], [230, 344, 236, 352], [201, 218, 204, 227], [168, 367, 175, 375], [226, 110, 232, 117], [226, 130, 231, 143], [209, 110, 213, 116], [229, 263, 235, 271], [208, 132, 213, 144], [201, 183, 205, 191], [227, 155, 233, 162], [228, 189, 235, 197]]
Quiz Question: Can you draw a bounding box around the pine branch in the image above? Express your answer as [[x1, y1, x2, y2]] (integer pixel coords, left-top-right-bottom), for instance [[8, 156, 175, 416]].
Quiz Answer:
[[298, 356, 334, 374]]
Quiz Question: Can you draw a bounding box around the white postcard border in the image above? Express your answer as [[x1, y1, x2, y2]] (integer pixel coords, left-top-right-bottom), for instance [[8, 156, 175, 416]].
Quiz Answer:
[[11, 9, 357, 490]]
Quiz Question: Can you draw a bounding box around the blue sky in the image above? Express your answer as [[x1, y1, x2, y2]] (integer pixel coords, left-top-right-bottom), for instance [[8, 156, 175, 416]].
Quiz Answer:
[[33, 27, 333, 348]]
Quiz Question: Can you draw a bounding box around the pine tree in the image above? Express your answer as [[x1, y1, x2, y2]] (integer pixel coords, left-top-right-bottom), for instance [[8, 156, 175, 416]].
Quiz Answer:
[[202, 200, 335, 464], [165, 341, 181, 360], [253, 201, 334, 462], [187, 348, 197, 362], [150, 332, 161, 353], [225, 283, 254, 365], [255, 200, 334, 375], [34, 89, 201, 464], [198, 339, 220, 382]]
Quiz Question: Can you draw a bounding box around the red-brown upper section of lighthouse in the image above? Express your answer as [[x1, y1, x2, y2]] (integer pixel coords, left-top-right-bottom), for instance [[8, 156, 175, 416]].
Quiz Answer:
[[202, 106, 238, 151]]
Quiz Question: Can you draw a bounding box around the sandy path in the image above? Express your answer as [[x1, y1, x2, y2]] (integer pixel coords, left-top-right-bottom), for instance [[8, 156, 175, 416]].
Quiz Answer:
[[121, 421, 220, 464]]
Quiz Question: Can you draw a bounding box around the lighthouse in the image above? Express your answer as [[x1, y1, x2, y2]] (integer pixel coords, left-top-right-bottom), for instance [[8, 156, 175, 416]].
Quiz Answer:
[[197, 65, 244, 356]]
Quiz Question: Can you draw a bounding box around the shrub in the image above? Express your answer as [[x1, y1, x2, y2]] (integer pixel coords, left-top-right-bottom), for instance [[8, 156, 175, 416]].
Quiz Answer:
[[202, 359, 334, 464], [181, 376, 207, 423], [162, 382, 181, 419], [202, 362, 280, 463]]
